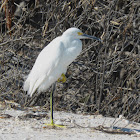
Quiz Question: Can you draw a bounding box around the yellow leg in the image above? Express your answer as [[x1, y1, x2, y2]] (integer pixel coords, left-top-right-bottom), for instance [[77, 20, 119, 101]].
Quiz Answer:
[[45, 83, 66, 128], [58, 73, 66, 83]]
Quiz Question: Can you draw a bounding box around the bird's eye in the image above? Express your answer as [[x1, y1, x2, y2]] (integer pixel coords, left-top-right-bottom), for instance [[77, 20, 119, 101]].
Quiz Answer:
[[77, 32, 83, 36]]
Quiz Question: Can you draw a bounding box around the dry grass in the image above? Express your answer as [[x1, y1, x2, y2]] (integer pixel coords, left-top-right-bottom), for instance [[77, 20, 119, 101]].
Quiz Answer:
[[0, 0, 139, 122]]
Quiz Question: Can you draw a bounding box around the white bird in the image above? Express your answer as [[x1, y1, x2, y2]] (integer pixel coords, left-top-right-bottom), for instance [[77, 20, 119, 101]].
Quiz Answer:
[[24, 27, 101, 127]]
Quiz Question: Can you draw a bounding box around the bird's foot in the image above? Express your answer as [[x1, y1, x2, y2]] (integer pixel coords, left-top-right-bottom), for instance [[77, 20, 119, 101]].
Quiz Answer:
[[45, 119, 66, 128], [45, 123, 66, 128], [58, 73, 66, 83]]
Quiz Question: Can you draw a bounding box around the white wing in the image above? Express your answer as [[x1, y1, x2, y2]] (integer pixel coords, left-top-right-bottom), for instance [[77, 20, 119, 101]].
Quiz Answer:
[[24, 37, 64, 96]]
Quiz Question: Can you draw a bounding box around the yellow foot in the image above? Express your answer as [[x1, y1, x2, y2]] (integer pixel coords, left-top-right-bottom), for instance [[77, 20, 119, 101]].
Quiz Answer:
[[45, 123, 66, 128], [44, 118, 66, 128], [58, 73, 66, 83]]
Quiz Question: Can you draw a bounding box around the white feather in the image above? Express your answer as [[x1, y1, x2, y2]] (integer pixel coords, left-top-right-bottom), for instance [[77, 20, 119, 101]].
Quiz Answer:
[[23, 27, 100, 97]]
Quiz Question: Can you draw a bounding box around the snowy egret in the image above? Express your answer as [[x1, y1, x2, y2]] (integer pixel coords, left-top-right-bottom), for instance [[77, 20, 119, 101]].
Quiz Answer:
[[24, 27, 101, 127]]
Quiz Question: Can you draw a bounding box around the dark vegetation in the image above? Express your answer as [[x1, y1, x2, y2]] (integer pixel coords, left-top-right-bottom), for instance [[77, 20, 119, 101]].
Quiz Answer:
[[0, 0, 139, 122]]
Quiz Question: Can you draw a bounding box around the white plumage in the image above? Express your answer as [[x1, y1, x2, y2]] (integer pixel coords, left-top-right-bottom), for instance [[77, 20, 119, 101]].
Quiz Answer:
[[24, 27, 100, 97]]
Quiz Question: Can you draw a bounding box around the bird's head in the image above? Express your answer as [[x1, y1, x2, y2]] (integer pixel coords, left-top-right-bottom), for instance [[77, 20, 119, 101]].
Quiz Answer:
[[62, 27, 101, 41]]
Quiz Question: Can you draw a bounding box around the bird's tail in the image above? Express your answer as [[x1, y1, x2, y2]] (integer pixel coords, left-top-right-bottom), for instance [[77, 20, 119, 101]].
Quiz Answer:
[[23, 75, 46, 97], [23, 78, 31, 95]]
